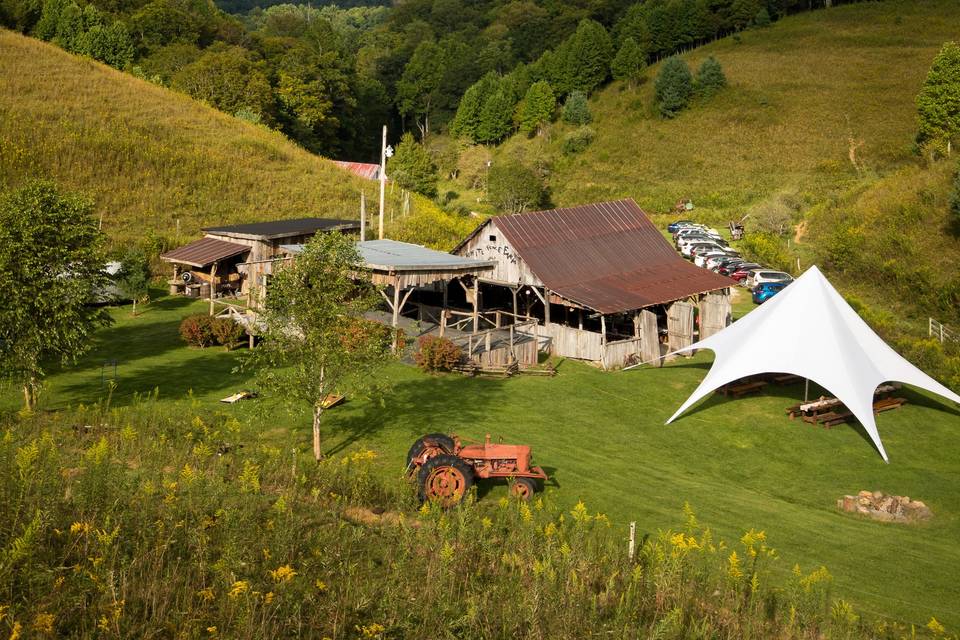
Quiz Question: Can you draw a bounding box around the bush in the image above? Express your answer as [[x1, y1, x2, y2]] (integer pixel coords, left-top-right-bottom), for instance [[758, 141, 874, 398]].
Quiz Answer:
[[487, 160, 545, 215], [561, 90, 592, 125], [211, 317, 245, 350], [655, 57, 694, 118], [414, 335, 463, 372], [562, 126, 595, 154], [695, 56, 727, 97], [179, 313, 214, 347]]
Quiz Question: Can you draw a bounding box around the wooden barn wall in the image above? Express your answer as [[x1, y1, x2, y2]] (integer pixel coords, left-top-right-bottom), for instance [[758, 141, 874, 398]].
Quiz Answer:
[[456, 220, 543, 286], [601, 337, 643, 370], [542, 323, 603, 362]]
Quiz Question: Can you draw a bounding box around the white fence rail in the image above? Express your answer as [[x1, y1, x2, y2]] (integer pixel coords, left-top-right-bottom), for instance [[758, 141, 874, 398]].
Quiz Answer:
[[929, 318, 958, 344]]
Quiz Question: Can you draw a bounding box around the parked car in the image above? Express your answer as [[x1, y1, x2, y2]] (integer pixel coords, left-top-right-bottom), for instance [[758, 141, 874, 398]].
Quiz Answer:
[[717, 259, 747, 276], [667, 220, 693, 233], [747, 270, 794, 289], [752, 281, 789, 304], [702, 252, 739, 269], [729, 263, 762, 282], [683, 242, 724, 258]]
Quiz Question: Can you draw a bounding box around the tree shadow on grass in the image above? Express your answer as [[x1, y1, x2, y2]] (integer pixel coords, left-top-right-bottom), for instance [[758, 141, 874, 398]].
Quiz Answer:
[[322, 375, 511, 458]]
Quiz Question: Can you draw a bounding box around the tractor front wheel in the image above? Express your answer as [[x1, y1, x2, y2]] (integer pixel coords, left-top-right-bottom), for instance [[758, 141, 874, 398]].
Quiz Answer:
[[418, 454, 474, 508], [405, 433, 455, 472], [510, 477, 537, 501]]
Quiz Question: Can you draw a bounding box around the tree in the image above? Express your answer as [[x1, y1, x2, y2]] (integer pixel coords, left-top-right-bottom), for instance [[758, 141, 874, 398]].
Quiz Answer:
[[561, 90, 591, 125], [611, 37, 646, 88], [518, 80, 555, 136], [242, 232, 392, 461], [395, 40, 445, 139], [916, 41, 960, 156], [654, 56, 694, 118], [387, 132, 438, 198], [476, 88, 515, 144], [451, 72, 498, 142], [0, 181, 111, 411], [695, 56, 726, 97], [487, 160, 544, 214], [172, 46, 274, 125], [565, 19, 613, 95], [115, 248, 151, 315]]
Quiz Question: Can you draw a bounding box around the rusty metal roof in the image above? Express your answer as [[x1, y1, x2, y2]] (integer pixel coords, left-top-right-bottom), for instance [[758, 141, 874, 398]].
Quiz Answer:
[[331, 161, 380, 180], [160, 237, 250, 268], [465, 199, 734, 314], [203, 217, 359, 240]]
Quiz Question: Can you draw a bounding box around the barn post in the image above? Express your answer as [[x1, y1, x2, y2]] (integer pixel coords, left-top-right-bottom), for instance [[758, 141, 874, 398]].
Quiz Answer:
[[472, 277, 479, 333], [543, 288, 551, 326], [391, 276, 401, 352], [511, 286, 518, 318], [209, 262, 218, 316], [633, 311, 640, 338]]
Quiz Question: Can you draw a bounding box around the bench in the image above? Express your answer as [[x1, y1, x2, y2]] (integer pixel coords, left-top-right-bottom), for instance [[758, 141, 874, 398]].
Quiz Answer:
[[771, 374, 803, 385], [804, 410, 853, 428], [718, 380, 768, 398], [873, 397, 907, 413]]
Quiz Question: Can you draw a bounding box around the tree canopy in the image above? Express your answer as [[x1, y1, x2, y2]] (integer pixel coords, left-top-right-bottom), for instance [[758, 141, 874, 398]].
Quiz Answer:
[[0, 181, 111, 411], [654, 56, 694, 118], [241, 232, 393, 461], [695, 56, 726, 97], [388, 132, 439, 198], [916, 41, 960, 155], [518, 80, 555, 136], [611, 37, 646, 87], [487, 160, 544, 214]]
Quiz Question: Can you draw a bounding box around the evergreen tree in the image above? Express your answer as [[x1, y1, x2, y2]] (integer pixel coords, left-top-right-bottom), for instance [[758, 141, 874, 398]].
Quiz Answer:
[[566, 18, 613, 94], [387, 132, 438, 198], [477, 88, 515, 144], [729, 0, 762, 31], [561, 90, 591, 125], [613, 4, 653, 56], [916, 41, 960, 155], [754, 7, 772, 27], [610, 37, 646, 88], [450, 77, 491, 142], [654, 56, 694, 118], [695, 56, 726, 97], [518, 80, 555, 136]]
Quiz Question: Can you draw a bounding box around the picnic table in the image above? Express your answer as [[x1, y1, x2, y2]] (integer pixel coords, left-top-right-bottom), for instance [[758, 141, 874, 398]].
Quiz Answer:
[[717, 379, 768, 398], [784, 384, 905, 427]]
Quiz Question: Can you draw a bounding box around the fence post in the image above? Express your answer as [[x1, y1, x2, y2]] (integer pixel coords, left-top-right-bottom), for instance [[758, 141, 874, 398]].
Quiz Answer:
[[628, 522, 636, 561]]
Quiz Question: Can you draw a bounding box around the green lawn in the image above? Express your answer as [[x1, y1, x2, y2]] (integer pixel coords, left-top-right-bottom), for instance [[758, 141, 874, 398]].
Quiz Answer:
[[3, 293, 960, 628]]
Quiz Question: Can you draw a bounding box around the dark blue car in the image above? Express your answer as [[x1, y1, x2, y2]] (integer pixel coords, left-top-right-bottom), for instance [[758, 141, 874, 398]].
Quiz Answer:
[[667, 220, 693, 234], [752, 281, 788, 304]]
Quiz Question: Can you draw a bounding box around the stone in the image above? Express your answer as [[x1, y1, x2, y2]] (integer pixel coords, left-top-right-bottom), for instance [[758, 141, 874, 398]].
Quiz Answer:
[[873, 490, 884, 500], [858, 490, 873, 499], [856, 505, 870, 515]]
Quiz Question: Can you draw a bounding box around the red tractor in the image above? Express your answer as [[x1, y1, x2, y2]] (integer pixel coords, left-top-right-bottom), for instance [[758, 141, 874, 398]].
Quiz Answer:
[[406, 433, 549, 507]]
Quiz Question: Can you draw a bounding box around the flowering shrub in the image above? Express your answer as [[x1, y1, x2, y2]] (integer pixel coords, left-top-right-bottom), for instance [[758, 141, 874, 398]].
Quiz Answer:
[[211, 317, 245, 349], [413, 335, 462, 372], [178, 313, 215, 347]]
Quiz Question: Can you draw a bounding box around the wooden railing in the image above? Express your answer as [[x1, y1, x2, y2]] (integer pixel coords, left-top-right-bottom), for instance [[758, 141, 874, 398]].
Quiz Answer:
[[929, 317, 958, 344], [450, 319, 539, 360]]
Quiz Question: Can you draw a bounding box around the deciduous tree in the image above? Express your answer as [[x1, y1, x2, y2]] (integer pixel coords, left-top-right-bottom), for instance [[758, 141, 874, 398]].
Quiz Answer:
[[396, 40, 445, 139], [610, 37, 646, 88], [487, 160, 544, 214], [115, 248, 151, 315], [242, 232, 393, 461], [388, 132, 439, 198], [0, 181, 111, 411], [916, 41, 960, 156]]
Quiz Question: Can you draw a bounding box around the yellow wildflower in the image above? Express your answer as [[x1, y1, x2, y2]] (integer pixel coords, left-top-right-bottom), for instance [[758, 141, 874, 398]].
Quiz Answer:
[[53, 577, 64, 589], [207, 627, 218, 635], [31, 612, 54, 634], [543, 522, 557, 538], [315, 579, 327, 592], [356, 623, 386, 638], [9, 621, 22, 640], [519, 502, 533, 523], [70, 521, 91, 535], [570, 501, 591, 523], [228, 581, 249, 598], [269, 565, 297, 583], [727, 551, 743, 580], [196, 587, 215, 602], [927, 617, 946, 635], [264, 592, 275, 604]]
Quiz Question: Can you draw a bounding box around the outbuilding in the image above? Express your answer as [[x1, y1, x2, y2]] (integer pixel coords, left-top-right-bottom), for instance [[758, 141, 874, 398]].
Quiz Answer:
[[452, 199, 734, 368]]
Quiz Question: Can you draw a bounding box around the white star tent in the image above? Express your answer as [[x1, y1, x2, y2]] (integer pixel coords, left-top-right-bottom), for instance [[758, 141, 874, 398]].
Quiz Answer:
[[665, 265, 960, 462]]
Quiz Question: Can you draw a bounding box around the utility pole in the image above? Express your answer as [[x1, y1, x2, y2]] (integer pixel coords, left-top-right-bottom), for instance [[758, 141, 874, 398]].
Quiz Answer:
[[379, 125, 387, 240]]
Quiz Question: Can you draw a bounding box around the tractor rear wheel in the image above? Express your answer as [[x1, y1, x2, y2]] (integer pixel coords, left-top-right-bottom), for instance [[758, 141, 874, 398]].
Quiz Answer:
[[405, 433, 455, 471], [510, 477, 537, 501], [418, 454, 474, 508]]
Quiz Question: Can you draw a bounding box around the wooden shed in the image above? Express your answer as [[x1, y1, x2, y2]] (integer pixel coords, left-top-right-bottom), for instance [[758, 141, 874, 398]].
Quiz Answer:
[[452, 199, 734, 369]]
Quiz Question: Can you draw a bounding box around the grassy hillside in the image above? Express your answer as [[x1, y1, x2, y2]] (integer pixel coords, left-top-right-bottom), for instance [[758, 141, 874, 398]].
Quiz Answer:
[[498, 1, 957, 222], [0, 29, 472, 248]]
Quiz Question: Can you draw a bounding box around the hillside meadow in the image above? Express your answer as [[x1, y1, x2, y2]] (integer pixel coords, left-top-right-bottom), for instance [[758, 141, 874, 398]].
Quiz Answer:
[[0, 29, 475, 250], [496, 0, 957, 222], [2, 296, 959, 631]]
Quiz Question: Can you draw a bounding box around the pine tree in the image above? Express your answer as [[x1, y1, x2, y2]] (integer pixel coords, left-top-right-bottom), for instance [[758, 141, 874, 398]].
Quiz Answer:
[[451, 73, 498, 142], [654, 57, 694, 118], [566, 19, 613, 94], [610, 37, 646, 88], [476, 88, 515, 144], [916, 41, 960, 155], [387, 132, 438, 198], [518, 81, 555, 136], [695, 56, 726, 97], [561, 90, 592, 125]]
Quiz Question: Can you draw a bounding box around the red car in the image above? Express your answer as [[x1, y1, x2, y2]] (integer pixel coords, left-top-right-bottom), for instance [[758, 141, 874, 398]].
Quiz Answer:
[[729, 263, 762, 282]]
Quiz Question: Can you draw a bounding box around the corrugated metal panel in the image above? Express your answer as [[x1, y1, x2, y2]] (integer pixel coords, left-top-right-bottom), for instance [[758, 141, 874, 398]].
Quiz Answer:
[[282, 240, 496, 272], [332, 161, 380, 180], [492, 199, 734, 314], [160, 237, 250, 268], [202, 218, 359, 240]]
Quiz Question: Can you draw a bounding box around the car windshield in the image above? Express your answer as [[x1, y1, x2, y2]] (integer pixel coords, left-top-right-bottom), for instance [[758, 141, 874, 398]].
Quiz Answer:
[[761, 272, 792, 280]]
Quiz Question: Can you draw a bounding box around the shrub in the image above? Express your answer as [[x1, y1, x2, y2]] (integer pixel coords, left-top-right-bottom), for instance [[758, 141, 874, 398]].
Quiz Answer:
[[695, 56, 727, 97], [414, 335, 462, 372], [561, 90, 592, 125], [179, 313, 214, 347], [655, 57, 694, 118], [211, 317, 244, 349], [487, 160, 545, 215], [562, 126, 595, 154]]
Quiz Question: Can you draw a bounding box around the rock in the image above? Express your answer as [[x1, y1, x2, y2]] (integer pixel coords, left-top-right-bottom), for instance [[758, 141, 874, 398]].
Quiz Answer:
[[873, 490, 884, 500], [840, 495, 857, 512], [858, 490, 873, 499], [856, 505, 870, 515], [901, 496, 910, 504], [872, 510, 895, 522], [879, 497, 894, 512]]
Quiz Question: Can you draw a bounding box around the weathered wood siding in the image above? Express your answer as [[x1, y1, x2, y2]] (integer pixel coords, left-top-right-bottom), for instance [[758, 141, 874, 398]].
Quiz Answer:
[[455, 219, 543, 286], [667, 301, 695, 353], [542, 323, 603, 361], [601, 337, 643, 370], [699, 290, 731, 339], [640, 309, 661, 366]]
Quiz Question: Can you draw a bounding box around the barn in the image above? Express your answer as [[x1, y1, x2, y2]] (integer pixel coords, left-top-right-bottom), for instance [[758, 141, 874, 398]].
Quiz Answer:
[[452, 199, 734, 368]]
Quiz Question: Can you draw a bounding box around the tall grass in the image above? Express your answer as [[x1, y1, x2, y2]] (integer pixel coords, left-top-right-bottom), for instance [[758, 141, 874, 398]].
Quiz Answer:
[[0, 400, 954, 638], [0, 30, 468, 250]]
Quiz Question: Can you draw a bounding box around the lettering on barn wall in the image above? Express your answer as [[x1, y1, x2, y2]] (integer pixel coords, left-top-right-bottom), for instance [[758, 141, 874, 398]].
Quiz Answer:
[[463, 242, 518, 266]]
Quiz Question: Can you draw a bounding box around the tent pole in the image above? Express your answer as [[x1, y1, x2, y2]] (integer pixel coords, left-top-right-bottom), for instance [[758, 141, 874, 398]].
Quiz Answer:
[[804, 378, 809, 402]]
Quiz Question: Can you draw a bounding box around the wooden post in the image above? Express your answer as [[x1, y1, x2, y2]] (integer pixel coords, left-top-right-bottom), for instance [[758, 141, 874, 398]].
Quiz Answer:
[[543, 288, 550, 325], [379, 125, 386, 240], [633, 311, 640, 338], [512, 287, 518, 318], [600, 315, 607, 345], [360, 192, 366, 241], [391, 280, 401, 352], [472, 278, 479, 333], [485, 331, 491, 353], [209, 262, 218, 316], [628, 522, 636, 561], [439, 309, 446, 337], [578, 309, 583, 330]]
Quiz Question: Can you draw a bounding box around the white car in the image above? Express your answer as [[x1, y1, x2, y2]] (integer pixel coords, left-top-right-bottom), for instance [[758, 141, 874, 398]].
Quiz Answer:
[[694, 250, 729, 268], [747, 270, 794, 289], [683, 242, 724, 258], [704, 253, 739, 270]]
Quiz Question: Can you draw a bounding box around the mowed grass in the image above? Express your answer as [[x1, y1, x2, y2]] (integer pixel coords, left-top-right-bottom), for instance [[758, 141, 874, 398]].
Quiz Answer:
[[0, 30, 443, 246], [511, 0, 959, 219], [4, 295, 959, 628]]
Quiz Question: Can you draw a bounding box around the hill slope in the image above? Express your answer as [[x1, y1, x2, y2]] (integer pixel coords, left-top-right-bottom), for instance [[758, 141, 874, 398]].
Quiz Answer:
[[501, 0, 957, 222], [0, 29, 470, 248]]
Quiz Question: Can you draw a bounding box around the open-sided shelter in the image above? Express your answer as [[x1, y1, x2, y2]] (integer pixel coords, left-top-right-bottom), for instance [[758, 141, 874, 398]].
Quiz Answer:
[[452, 199, 735, 368], [665, 266, 960, 461]]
